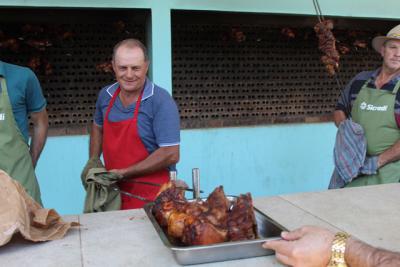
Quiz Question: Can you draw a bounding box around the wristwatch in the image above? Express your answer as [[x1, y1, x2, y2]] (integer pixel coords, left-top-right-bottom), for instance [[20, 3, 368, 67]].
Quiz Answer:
[[327, 232, 350, 267]]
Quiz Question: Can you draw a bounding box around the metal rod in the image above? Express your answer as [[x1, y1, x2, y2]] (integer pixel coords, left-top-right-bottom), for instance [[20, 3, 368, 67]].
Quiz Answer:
[[127, 180, 161, 187], [169, 171, 177, 181], [334, 73, 352, 118], [315, 0, 325, 20], [192, 168, 201, 200], [112, 187, 152, 203], [312, 0, 324, 22], [312, 0, 322, 22], [126, 179, 203, 193]]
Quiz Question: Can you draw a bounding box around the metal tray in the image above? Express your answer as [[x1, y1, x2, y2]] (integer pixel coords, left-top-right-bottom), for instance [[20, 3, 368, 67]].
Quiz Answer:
[[144, 197, 286, 265]]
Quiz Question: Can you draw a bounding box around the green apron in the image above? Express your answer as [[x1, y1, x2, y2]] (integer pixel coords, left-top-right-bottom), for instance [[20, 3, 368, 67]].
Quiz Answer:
[[0, 78, 42, 204], [346, 78, 400, 187]]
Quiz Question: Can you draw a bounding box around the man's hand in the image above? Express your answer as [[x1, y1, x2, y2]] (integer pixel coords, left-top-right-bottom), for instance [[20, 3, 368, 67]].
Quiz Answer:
[[114, 145, 179, 179], [109, 168, 128, 178], [376, 139, 400, 169], [263, 226, 334, 267], [333, 110, 347, 127]]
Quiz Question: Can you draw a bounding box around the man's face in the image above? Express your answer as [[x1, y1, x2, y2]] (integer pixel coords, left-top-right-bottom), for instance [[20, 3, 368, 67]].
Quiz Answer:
[[380, 39, 400, 72], [112, 46, 149, 93]]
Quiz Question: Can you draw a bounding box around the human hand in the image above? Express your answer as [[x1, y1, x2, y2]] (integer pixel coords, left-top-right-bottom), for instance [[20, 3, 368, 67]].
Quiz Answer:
[[263, 225, 334, 267], [109, 168, 127, 178], [377, 155, 384, 169]]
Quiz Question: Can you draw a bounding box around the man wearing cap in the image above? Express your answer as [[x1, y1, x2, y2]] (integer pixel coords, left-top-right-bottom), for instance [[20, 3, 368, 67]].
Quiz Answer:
[[333, 24, 400, 187], [89, 38, 180, 209], [0, 61, 48, 204]]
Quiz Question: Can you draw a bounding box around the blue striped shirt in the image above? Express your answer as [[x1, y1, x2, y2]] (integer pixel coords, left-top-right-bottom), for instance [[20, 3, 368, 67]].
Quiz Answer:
[[336, 68, 400, 127]]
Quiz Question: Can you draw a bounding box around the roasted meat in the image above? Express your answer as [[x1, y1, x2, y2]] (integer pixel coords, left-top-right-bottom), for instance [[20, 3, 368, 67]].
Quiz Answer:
[[314, 19, 340, 76], [167, 200, 208, 240], [182, 214, 228, 245], [228, 193, 257, 241], [167, 211, 191, 239], [153, 183, 257, 246], [153, 181, 186, 228], [205, 186, 229, 225]]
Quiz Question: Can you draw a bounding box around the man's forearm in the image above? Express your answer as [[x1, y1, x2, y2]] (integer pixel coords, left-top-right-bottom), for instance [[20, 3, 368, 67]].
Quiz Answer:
[[89, 123, 103, 158], [346, 237, 400, 267], [377, 140, 400, 168], [30, 127, 47, 168], [116, 145, 179, 178], [30, 109, 48, 168]]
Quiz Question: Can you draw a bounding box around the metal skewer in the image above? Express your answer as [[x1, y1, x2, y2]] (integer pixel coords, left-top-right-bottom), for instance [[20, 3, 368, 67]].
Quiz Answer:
[[111, 187, 152, 203], [169, 170, 177, 181], [126, 179, 203, 193], [192, 168, 201, 200]]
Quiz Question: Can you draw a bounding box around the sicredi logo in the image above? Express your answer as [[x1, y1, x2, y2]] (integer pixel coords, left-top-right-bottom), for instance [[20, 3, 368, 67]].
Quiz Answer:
[[360, 102, 388, 112], [0, 113, 4, 121]]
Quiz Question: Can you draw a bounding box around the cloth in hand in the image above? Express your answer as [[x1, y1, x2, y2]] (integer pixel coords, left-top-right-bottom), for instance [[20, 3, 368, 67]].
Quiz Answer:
[[329, 119, 378, 189]]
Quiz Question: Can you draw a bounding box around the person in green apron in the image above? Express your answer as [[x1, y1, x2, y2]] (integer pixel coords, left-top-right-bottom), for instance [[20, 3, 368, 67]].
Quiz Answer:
[[333, 24, 400, 187], [0, 61, 48, 204]]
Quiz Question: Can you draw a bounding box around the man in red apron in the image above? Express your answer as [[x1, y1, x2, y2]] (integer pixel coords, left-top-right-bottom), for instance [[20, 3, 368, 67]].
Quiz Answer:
[[89, 39, 180, 209], [0, 61, 48, 204], [333, 24, 400, 186]]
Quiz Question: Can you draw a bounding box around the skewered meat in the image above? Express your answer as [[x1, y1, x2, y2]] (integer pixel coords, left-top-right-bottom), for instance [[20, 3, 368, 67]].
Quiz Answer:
[[314, 19, 340, 76], [228, 193, 257, 241], [0, 38, 19, 52], [281, 27, 296, 39], [353, 39, 367, 49], [95, 62, 113, 73], [43, 59, 53, 76], [61, 31, 74, 40], [22, 24, 44, 35], [230, 28, 246, 43], [153, 182, 257, 246], [27, 56, 53, 76], [27, 56, 41, 72], [26, 39, 52, 51], [338, 43, 351, 55]]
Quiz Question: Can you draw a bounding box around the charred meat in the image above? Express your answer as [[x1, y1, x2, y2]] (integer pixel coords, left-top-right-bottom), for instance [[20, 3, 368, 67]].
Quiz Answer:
[[314, 19, 340, 76], [152, 182, 257, 246]]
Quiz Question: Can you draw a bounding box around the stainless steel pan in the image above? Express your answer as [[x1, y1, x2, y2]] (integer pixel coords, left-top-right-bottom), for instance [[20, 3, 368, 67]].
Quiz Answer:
[[144, 196, 286, 265]]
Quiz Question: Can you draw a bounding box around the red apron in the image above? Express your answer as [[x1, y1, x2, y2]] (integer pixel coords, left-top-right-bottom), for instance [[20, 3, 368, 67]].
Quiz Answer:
[[103, 87, 169, 209]]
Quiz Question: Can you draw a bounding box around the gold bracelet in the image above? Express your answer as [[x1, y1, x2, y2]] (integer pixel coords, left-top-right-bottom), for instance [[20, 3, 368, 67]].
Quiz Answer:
[[327, 232, 350, 267]]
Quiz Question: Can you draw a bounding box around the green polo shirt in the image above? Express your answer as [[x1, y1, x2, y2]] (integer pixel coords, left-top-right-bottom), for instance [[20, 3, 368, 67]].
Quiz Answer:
[[0, 61, 46, 143]]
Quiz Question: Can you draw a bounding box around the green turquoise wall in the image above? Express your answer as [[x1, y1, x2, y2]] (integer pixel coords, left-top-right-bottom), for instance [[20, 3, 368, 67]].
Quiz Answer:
[[1, 1, 399, 214]]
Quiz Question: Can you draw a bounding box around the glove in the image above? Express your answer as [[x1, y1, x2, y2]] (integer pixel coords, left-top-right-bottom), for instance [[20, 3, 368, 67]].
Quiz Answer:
[[81, 157, 104, 188]]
